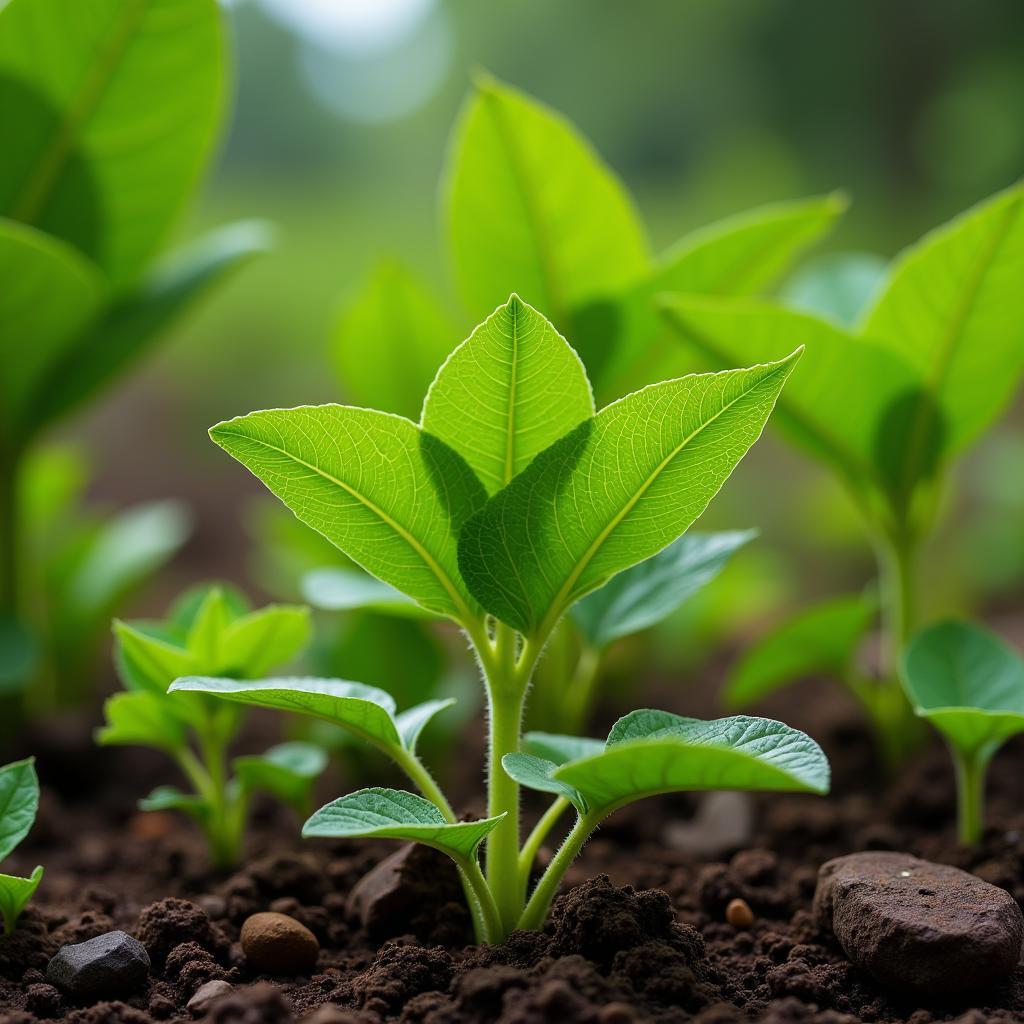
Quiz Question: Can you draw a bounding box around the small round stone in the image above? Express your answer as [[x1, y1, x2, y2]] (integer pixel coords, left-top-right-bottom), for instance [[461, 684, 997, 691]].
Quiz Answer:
[[725, 898, 754, 929], [187, 979, 234, 1015], [240, 912, 319, 975]]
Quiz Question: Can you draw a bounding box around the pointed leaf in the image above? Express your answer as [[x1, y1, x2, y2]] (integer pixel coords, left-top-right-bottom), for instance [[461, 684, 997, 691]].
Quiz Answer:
[[395, 699, 457, 754], [139, 786, 208, 822], [523, 732, 604, 765], [445, 75, 648, 327], [209, 406, 486, 622], [234, 742, 328, 814], [96, 691, 187, 753], [0, 865, 43, 934], [301, 568, 430, 618], [422, 295, 594, 494], [501, 753, 588, 813], [458, 354, 800, 636], [169, 677, 403, 752], [902, 621, 1024, 757], [114, 620, 196, 696], [186, 588, 232, 668], [303, 787, 503, 861], [333, 261, 457, 420], [170, 583, 250, 632], [0, 758, 39, 860], [221, 604, 311, 678], [571, 530, 756, 648]]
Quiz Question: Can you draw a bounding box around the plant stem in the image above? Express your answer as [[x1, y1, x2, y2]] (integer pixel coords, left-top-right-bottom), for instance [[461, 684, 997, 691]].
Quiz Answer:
[[458, 854, 505, 944], [953, 749, 987, 846], [517, 796, 570, 900]]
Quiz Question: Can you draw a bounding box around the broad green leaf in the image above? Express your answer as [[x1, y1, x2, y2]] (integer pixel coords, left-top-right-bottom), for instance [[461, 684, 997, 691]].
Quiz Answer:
[[458, 354, 800, 636], [301, 568, 429, 619], [234, 742, 327, 814], [0, 219, 100, 439], [114, 620, 196, 695], [782, 252, 888, 327], [861, 182, 1024, 455], [395, 699, 457, 754], [571, 529, 756, 649], [169, 677, 403, 752], [445, 75, 648, 328], [0, 865, 43, 934], [660, 296, 920, 498], [303, 787, 503, 862], [725, 594, 876, 708], [0, 758, 39, 860], [0, 0, 225, 287], [220, 604, 311, 678], [333, 261, 456, 420], [902, 621, 1024, 757], [139, 785, 207, 821], [30, 221, 271, 431], [209, 406, 486, 623], [421, 295, 594, 495], [96, 691, 187, 753], [590, 194, 846, 396], [501, 753, 587, 813], [186, 588, 233, 668], [522, 732, 604, 765], [552, 712, 830, 815]]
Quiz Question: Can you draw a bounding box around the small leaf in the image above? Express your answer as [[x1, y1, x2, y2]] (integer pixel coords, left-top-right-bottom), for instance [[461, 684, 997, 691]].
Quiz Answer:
[[522, 732, 604, 765], [459, 354, 800, 636], [169, 677, 403, 752], [421, 294, 594, 494], [113, 620, 195, 696], [210, 406, 486, 623], [303, 787, 503, 861], [220, 604, 311, 678], [725, 594, 876, 708], [234, 742, 328, 814], [170, 583, 250, 632], [571, 530, 756, 649], [0, 758, 39, 860], [395, 699, 457, 754], [0, 865, 43, 934], [96, 691, 187, 753], [502, 753, 588, 813], [782, 251, 888, 326], [902, 621, 1024, 757], [301, 568, 429, 618], [139, 786, 208, 822], [187, 588, 233, 668]]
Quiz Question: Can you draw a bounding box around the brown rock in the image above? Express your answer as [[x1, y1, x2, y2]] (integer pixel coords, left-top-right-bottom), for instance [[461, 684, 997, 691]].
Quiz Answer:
[[240, 913, 319, 975], [814, 851, 1024, 994], [187, 979, 233, 1016], [725, 898, 754, 929]]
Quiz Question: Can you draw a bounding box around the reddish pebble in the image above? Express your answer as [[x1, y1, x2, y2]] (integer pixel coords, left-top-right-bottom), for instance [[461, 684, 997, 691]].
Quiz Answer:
[[726, 898, 754, 929]]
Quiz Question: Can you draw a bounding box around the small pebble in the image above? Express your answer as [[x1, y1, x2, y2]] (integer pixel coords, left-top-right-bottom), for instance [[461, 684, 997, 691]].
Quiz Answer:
[[241, 912, 319, 974], [46, 930, 150, 998], [726, 898, 754, 929], [187, 979, 234, 1015]]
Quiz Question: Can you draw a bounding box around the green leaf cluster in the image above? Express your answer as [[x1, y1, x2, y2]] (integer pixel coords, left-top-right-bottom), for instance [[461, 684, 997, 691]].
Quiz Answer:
[[0, 757, 43, 934]]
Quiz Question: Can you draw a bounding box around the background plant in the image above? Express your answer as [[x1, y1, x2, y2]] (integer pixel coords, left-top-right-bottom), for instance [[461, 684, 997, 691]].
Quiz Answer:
[[0, 757, 43, 934], [902, 620, 1024, 844], [173, 295, 829, 941], [0, 0, 268, 713], [96, 585, 323, 868]]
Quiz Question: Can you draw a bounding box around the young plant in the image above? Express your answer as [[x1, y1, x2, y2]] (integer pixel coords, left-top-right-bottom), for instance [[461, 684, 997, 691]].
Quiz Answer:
[[96, 585, 324, 868], [174, 295, 830, 942], [0, 757, 43, 934], [901, 621, 1024, 845], [660, 183, 1024, 764], [0, 0, 267, 709]]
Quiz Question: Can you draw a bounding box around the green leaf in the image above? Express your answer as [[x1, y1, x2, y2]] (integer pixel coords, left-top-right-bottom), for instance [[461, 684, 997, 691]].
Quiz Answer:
[[30, 221, 271, 431], [186, 588, 233, 668], [301, 568, 429, 619], [458, 353, 800, 636], [0, 757, 39, 860], [861, 182, 1024, 455], [902, 621, 1024, 757], [660, 296, 920, 498], [0, 865, 43, 935], [571, 529, 756, 649], [113, 619, 195, 695], [234, 742, 328, 814], [422, 295, 594, 495], [169, 677, 404, 752], [332, 260, 456, 421], [587, 193, 845, 396], [0, 219, 100, 440], [169, 582, 250, 633], [782, 251, 888, 327], [445, 75, 648, 328], [502, 753, 588, 813], [209, 406, 487, 623], [394, 698, 457, 754], [0, 0, 225, 287], [522, 732, 604, 765], [220, 604, 311, 678], [551, 712, 830, 815], [96, 691, 187, 753], [303, 787, 503, 861], [725, 594, 876, 708], [139, 785, 208, 821]]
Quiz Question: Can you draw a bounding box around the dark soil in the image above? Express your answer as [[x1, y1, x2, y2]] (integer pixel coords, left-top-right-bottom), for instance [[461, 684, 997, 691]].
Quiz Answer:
[[1, 688, 1023, 1024]]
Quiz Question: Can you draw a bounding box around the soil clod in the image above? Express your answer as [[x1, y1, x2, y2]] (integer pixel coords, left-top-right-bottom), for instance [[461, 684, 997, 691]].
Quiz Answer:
[[46, 931, 151, 999]]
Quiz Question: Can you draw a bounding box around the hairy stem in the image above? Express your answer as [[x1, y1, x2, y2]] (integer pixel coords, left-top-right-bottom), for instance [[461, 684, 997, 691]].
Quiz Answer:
[[458, 854, 505, 944], [518, 797, 570, 898]]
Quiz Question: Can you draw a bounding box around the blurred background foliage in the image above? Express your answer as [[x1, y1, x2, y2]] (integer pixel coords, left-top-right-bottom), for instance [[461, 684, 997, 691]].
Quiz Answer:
[[40, 0, 1024, 698]]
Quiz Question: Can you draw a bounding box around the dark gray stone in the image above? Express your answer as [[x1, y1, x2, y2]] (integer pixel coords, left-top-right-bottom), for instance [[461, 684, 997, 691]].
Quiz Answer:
[[46, 929, 150, 998], [814, 851, 1024, 994]]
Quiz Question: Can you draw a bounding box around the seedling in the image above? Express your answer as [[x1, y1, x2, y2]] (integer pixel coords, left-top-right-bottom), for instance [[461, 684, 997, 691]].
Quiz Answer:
[[96, 585, 325, 868], [902, 621, 1024, 845], [660, 183, 1024, 764], [174, 295, 830, 942], [0, 757, 43, 934]]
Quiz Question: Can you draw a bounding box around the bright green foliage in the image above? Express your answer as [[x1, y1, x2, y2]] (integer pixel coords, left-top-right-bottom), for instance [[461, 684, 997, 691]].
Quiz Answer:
[[782, 252, 888, 326], [302, 569, 427, 618], [97, 586, 321, 867], [333, 261, 457, 421], [0, 757, 43, 934], [902, 621, 1024, 843], [445, 75, 648, 328], [207, 296, 825, 941]]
